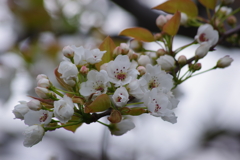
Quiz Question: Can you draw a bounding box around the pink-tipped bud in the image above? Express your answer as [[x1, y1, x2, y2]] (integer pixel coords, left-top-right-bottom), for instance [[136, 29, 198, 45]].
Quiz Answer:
[[166, 14, 173, 21], [113, 46, 122, 57], [156, 49, 166, 57], [193, 63, 202, 71], [80, 66, 89, 74], [137, 66, 146, 75], [217, 55, 233, 68], [154, 33, 163, 41], [156, 15, 167, 28], [63, 46, 74, 58], [178, 55, 187, 65], [27, 99, 41, 111]]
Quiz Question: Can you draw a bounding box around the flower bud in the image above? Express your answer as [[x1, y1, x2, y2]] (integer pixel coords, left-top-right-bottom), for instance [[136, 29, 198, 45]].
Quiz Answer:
[[63, 45, 74, 58], [137, 66, 146, 75], [36, 74, 48, 82], [216, 55, 233, 68], [109, 119, 135, 136], [27, 99, 41, 111], [227, 15, 237, 27], [138, 55, 151, 66], [35, 87, 50, 99], [154, 33, 163, 41], [193, 63, 202, 71], [166, 14, 173, 21], [195, 43, 211, 59], [130, 40, 142, 51], [113, 46, 122, 57], [156, 55, 175, 71], [23, 125, 45, 147], [156, 15, 167, 28], [156, 49, 166, 57], [12, 101, 29, 120], [130, 53, 139, 61], [80, 66, 89, 75], [178, 55, 187, 65], [180, 12, 188, 26], [37, 78, 50, 88], [120, 43, 130, 55]]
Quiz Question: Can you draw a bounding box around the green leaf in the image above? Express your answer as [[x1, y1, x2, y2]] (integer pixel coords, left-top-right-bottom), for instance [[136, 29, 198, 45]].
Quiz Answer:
[[163, 11, 181, 36], [84, 94, 111, 113], [119, 27, 155, 42], [95, 36, 116, 70], [128, 107, 146, 116], [198, 0, 217, 10], [153, 0, 198, 18], [63, 115, 82, 133]]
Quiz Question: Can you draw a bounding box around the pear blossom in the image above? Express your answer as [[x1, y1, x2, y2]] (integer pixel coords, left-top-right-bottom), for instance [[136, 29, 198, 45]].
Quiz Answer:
[[138, 55, 151, 66], [156, 55, 175, 71], [156, 15, 167, 28], [71, 45, 87, 65], [195, 24, 219, 47], [180, 12, 188, 26], [36, 74, 48, 82], [13, 101, 29, 120], [80, 70, 109, 98], [195, 43, 211, 58], [217, 55, 233, 68], [109, 119, 135, 136], [144, 88, 177, 124], [27, 99, 41, 111], [54, 95, 75, 123], [62, 45, 74, 58], [107, 55, 139, 87], [137, 66, 146, 75], [24, 110, 53, 126], [215, 5, 232, 16], [127, 79, 144, 99], [37, 77, 50, 88], [139, 64, 173, 92], [58, 60, 78, 85], [35, 87, 55, 99], [112, 87, 129, 107], [85, 48, 106, 64], [23, 124, 45, 147]]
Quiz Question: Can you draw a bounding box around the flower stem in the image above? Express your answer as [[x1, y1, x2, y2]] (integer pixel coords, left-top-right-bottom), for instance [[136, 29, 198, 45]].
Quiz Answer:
[[97, 121, 110, 127]]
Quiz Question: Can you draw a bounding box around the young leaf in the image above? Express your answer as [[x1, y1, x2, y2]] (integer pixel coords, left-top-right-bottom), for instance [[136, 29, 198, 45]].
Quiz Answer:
[[84, 94, 111, 113], [163, 11, 181, 36], [62, 115, 82, 133], [153, 0, 198, 18], [198, 0, 217, 10], [95, 36, 116, 70], [128, 107, 146, 116], [119, 27, 155, 42]]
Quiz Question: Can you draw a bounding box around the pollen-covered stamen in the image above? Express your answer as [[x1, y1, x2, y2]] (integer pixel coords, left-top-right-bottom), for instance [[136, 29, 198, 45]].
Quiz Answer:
[[148, 76, 159, 89], [199, 33, 208, 42], [154, 104, 161, 112], [39, 113, 48, 122]]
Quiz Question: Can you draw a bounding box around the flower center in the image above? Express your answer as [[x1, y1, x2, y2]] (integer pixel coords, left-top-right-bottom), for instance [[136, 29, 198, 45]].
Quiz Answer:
[[154, 104, 161, 112], [199, 33, 208, 42], [114, 67, 127, 81], [148, 77, 159, 89], [40, 113, 48, 122], [95, 86, 104, 92]]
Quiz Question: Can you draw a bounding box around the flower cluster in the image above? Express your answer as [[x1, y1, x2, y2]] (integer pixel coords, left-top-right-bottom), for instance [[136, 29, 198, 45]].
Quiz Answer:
[[13, 0, 236, 147]]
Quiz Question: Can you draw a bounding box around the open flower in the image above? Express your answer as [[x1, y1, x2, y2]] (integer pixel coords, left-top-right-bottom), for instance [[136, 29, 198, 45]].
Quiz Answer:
[[127, 79, 144, 99], [80, 70, 109, 99], [107, 55, 139, 87], [54, 95, 75, 123], [13, 101, 29, 120], [109, 118, 135, 136], [85, 48, 106, 64], [144, 88, 178, 124], [112, 87, 129, 107], [23, 124, 45, 147], [195, 24, 219, 47], [58, 60, 78, 85], [139, 64, 173, 92], [24, 110, 53, 126]]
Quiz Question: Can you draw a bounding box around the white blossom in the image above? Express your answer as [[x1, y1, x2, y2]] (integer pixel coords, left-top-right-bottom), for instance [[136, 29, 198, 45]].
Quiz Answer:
[[27, 99, 41, 111], [80, 70, 109, 99], [139, 64, 173, 92], [12, 101, 29, 120], [36, 74, 48, 82], [217, 55, 234, 68], [71, 45, 87, 65], [107, 55, 139, 87], [156, 15, 167, 28], [195, 43, 211, 58], [144, 88, 177, 124], [62, 45, 74, 58], [23, 125, 45, 147], [112, 87, 129, 107], [37, 78, 50, 88], [110, 119, 135, 136], [127, 79, 144, 99], [54, 95, 74, 123], [58, 60, 78, 85], [195, 24, 219, 47], [138, 55, 151, 66], [156, 55, 175, 71], [215, 5, 232, 15], [24, 110, 53, 126], [85, 48, 106, 64], [180, 12, 188, 26]]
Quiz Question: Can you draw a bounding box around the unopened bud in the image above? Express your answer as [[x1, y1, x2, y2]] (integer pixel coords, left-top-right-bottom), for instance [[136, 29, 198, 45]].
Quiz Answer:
[[36, 74, 48, 82], [178, 55, 187, 65], [130, 40, 142, 51], [63, 46, 74, 58], [193, 63, 202, 71], [166, 14, 173, 21], [130, 53, 139, 61], [227, 15, 237, 27], [80, 66, 89, 74], [156, 55, 175, 71], [113, 46, 122, 57], [195, 43, 211, 59], [27, 99, 41, 111], [180, 12, 188, 26], [138, 55, 151, 66], [156, 15, 167, 28], [37, 78, 50, 88], [137, 66, 146, 75], [156, 49, 166, 57], [35, 87, 49, 99], [154, 33, 163, 41], [120, 43, 129, 55], [216, 55, 233, 68]]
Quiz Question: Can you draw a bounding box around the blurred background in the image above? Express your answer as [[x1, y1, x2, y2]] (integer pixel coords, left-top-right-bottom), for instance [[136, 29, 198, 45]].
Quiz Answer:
[[0, 0, 240, 160]]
